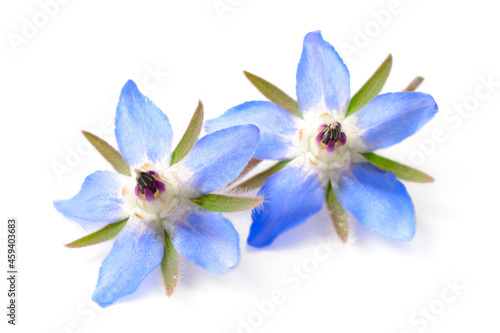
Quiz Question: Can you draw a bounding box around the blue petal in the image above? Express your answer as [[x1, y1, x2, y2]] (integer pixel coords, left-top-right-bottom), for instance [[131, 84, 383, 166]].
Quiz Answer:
[[115, 80, 173, 168], [248, 164, 326, 247], [296, 31, 350, 119], [175, 125, 260, 196], [205, 101, 301, 160], [171, 209, 239, 275], [334, 162, 415, 241], [92, 216, 164, 307], [53, 171, 130, 224], [356, 92, 438, 151]]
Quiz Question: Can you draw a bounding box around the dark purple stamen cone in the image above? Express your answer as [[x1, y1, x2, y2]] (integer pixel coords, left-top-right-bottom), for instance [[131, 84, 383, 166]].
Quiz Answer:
[[135, 170, 165, 201], [321, 122, 347, 152], [321, 128, 332, 145]]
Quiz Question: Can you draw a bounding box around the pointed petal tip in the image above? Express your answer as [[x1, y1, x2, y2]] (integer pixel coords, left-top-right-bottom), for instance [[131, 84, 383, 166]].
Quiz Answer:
[[432, 100, 439, 113], [52, 199, 77, 219], [210, 261, 239, 275], [53, 199, 75, 221], [403, 231, 415, 242], [245, 221, 289, 250], [119, 80, 141, 102], [303, 31, 328, 48], [246, 233, 273, 248], [229, 124, 261, 144], [53, 199, 62, 211], [207, 123, 260, 137], [119, 80, 139, 98], [224, 123, 261, 145], [304, 30, 323, 40], [416, 92, 439, 114], [91, 291, 112, 308], [243, 123, 260, 134], [392, 224, 415, 241], [123, 79, 138, 90], [367, 212, 416, 242], [226, 263, 238, 274]]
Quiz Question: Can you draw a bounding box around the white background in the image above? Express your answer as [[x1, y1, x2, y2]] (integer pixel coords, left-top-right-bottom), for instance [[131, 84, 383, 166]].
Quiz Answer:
[[1, 0, 499, 332]]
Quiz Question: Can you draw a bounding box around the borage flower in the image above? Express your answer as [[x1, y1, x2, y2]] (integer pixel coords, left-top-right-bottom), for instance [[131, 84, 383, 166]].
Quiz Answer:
[[206, 31, 438, 247], [54, 80, 262, 306]]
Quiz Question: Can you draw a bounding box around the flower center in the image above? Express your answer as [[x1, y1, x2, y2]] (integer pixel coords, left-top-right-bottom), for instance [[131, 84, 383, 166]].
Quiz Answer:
[[316, 122, 347, 152], [133, 169, 175, 215], [305, 114, 350, 168], [135, 170, 165, 201], [295, 111, 359, 172]]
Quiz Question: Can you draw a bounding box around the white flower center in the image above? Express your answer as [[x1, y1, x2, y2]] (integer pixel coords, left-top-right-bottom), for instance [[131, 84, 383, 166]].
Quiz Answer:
[[122, 163, 180, 222], [298, 112, 357, 171]]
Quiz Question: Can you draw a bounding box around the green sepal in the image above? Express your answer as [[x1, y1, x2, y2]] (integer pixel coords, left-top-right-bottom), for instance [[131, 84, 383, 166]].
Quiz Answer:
[[82, 130, 131, 176], [171, 101, 204, 165], [229, 158, 262, 187], [161, 230, 178, 296], [243, 71, 303, 119], [233, 160, 290, 191], [190, 194, 263, 212], [362, 152, 434, 183], [326, 182, 349, 243], [403, 76, 424, 92], [65, 218, 128, 248], [346, 54, 393, 117]]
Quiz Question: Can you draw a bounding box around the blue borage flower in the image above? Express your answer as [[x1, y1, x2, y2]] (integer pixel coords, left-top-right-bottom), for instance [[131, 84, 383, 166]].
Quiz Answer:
[[206, 31, 438, 247], [54, 80, 261, 307]]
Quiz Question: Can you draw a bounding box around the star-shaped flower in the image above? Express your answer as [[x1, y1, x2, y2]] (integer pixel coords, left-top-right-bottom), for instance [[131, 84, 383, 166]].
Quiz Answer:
[[206, 31, 438, 247], [54, 80, 261, 306]]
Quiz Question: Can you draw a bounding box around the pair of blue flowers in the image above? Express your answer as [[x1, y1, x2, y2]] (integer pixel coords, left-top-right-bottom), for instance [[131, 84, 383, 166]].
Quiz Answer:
[[54, 31, 438, 307]]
